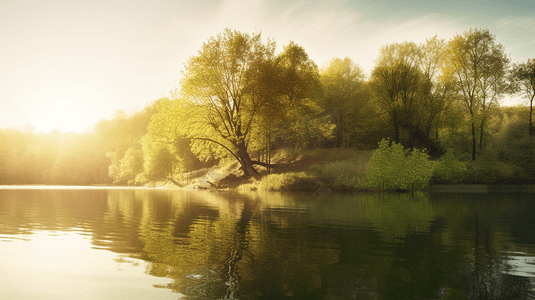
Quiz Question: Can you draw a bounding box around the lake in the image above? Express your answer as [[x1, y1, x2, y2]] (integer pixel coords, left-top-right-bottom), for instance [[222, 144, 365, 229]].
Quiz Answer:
[[1, 187, 534, 299]]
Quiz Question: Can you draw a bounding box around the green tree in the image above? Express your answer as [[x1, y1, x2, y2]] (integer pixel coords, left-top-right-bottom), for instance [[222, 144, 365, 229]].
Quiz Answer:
[[95, 99, 162, 184], [140, 98, 208, 185], [320, 57, 371, 147], [371, 42, 425, 147], [445, 28, 510, 160], [260, 41, 333, 151], [117, 148, 143, 184], [418, 36, 455, 151], [178, 29, 278, 179], [492, 113, 535, 179], [141, 135, 183, 185], [371, 39, 453, 153], [510, 59, 535, 135]]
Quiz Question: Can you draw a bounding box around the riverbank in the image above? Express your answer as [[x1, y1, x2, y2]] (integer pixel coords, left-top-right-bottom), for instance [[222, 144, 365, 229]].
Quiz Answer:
[[423, 184, 535, 194], [155, 148, 372, 192], [153, 148, 535, 193]]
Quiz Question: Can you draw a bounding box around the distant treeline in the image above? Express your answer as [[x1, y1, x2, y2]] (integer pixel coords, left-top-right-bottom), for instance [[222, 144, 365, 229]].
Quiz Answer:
[[1, 28, 534, 185]]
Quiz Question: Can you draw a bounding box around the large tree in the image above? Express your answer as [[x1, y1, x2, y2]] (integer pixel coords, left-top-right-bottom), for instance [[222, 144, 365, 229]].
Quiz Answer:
[[419, 36, 455, 145], [445, 28, 510, 160], [371, 39, 453, 153], [176, 29, 277, 179], [148, 32, 331, 181], [510, 59, 535, 135], [269, 42, 332, 149], [371, 42, 426, 147], [320, 57, 370, 147]]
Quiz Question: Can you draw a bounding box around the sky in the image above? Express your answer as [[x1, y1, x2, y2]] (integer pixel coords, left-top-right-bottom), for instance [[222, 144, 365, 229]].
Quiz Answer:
[[1, 0, 534, 133]]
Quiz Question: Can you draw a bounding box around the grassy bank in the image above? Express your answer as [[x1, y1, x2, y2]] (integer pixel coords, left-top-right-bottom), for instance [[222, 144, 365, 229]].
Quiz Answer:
[[238, 149, 373, 192], [169, 146, 535, 193], [177, 148, 374, 192]]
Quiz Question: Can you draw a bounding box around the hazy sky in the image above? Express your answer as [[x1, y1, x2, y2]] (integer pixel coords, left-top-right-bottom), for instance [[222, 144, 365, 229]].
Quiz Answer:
[[1, 0, 534, 132]]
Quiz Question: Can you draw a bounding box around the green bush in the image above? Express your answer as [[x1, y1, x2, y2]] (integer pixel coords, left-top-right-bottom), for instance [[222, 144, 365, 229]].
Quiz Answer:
[[432, 152, 468, 183], [464, 155, 525, 184], [365, 139, 435, 192], [492, 114, 535, 179]]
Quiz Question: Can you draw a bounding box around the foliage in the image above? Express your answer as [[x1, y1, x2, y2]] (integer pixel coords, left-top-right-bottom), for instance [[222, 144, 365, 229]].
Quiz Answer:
[[2, 28, 534, 187], [370, 38, 449, 153], [141, 135, 182, 183], [491, 114, 535, 179], [118, 148, 144, 184], [366, 139, 435, 192], [463, 154, 521, 184], [371, 42, 424, 146], [270, 105, 334, 149], [177, 29, 279, 178], [509, 58, 535, 135], [148, 31, 333, 180], [432, 152, 468, 183], [0, 128, 111, 185], [107, 148, 144, 184], [445, 28, 510, 160], [267, 42, 334, 150], [320, 57, 371, 147]]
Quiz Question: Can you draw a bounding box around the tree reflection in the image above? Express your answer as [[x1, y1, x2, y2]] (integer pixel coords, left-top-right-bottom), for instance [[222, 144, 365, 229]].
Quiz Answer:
[[137, 191, 342, 299], [356, 193, 534, 300], [1, 189, 535, 299], [364, 192, 435, 242], [127, 191, 535, 299], [461, 202, 533, 300]]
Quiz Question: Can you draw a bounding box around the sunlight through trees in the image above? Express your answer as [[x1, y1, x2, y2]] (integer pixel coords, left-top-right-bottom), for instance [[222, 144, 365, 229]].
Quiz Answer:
[[1, 27, 534, 186]]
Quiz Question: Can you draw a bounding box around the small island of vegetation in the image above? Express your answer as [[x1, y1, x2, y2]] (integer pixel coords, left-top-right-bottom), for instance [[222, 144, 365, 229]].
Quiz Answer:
[[1, 28, 534, 192]]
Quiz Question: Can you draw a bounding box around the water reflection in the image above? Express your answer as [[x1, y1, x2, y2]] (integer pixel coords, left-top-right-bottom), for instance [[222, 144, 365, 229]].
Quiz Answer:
[[1, 188, 535, 299], [364, 192, 435, 242]]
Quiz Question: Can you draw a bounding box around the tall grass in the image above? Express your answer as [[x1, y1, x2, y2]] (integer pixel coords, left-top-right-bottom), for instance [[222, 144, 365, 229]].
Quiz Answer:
[[238, 172, 320, 192], [309, 155, 370, 189]]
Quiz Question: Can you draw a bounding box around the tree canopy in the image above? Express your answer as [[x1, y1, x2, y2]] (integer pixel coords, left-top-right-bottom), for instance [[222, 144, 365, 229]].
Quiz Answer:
[[510, 59, 535, 135], [320, 57, 370, 147], [445, 28, 510, 160]]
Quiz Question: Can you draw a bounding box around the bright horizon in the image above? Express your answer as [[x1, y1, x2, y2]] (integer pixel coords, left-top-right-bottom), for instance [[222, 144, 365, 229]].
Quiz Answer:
[[1, 0, 534, 133]]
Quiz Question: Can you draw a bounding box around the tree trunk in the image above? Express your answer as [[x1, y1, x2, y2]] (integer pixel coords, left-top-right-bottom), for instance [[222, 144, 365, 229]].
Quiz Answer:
[[530, 96, 534, 136], [236, 142, 260, 179], [394, 121, 400, 144], [471, 122, 477, 161], [168, 178, 183, 187], [479, 118, 486, 151], [338, 110, 344, 147]]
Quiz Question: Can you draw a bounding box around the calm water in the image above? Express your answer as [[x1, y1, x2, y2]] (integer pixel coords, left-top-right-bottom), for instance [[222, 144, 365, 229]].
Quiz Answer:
[[1, 187, 534, 300]]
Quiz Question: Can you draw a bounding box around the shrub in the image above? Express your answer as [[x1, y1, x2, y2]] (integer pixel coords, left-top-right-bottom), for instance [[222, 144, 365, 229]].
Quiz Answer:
[[464, 155, 525, 184], [432, 152, 468, 183], [492, 114, 535, 179], [366, 139, 434, 192]]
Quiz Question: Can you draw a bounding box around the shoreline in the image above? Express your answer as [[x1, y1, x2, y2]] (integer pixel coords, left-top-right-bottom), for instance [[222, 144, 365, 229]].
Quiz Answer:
[[423, 184, 535, 193], [2, 183, 535, 194]]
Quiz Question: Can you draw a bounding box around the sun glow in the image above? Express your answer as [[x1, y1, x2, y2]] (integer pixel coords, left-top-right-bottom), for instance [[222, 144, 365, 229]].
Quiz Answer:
[[29, 101, 97, 133]]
